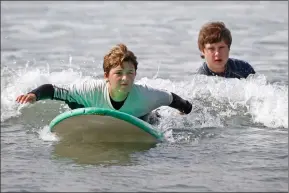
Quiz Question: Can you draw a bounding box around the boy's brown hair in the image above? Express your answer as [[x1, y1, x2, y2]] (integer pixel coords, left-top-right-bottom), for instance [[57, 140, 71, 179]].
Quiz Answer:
[[198, 21, 232, 58], [103, 43, 138, 74]]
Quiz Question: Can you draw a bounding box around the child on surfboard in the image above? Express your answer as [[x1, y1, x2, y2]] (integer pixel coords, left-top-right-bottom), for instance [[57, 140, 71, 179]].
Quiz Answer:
[[16, 43, 192, 120]]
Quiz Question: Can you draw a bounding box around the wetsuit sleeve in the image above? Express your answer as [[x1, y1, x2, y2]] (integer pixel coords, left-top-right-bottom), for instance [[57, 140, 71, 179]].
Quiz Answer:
[[28, 84, 54, 100], [247, 63, 256, 75], [28, 83, 85, 109], [237, 60, 256, 78], [169, 92, 192, 114], [230, 59, 256, 78]]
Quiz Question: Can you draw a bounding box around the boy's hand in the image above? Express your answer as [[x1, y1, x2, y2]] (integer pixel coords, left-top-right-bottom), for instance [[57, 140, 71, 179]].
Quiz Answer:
[[16, 93, 36, 104]]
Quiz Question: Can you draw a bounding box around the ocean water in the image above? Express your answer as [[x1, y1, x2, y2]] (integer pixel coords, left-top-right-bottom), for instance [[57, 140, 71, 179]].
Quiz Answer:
[[1, 1, 288, 192]]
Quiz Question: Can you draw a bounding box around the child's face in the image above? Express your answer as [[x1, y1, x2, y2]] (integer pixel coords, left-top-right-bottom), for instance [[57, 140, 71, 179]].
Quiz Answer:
[[105, 61, 136, 95], [202, 40, 230, 73]]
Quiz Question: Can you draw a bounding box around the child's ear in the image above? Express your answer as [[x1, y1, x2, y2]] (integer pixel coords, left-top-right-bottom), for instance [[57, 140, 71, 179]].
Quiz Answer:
[[201, 50, 205, 59], [104, 72, 109, 82]]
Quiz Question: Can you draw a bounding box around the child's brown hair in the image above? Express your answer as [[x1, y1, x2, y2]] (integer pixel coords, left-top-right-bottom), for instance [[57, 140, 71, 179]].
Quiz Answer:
[[103, 43, 138, 74], [198, 21, 232, 58]]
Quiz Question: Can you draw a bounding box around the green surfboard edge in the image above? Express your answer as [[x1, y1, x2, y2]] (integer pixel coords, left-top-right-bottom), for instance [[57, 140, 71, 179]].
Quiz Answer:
[[49, 107, 164, 141]]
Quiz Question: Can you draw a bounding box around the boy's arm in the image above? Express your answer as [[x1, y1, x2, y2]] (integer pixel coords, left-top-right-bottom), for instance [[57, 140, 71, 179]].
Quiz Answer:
[[28, 84, 54, 100], [169, 92, 192, 114]]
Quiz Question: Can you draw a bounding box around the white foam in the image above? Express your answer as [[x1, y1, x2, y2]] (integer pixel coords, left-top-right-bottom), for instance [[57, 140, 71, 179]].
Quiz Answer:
[[1, 64, 288, 133], [1, 62, 91, 122], [245, 76, 288, 128], [38, 125, 59, 142], [137, 74, 288, 129]]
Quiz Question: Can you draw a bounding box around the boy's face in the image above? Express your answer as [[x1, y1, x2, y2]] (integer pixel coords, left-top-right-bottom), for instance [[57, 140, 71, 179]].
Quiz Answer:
[[202, 40, 230, 73], [105, 61, 136, 95]]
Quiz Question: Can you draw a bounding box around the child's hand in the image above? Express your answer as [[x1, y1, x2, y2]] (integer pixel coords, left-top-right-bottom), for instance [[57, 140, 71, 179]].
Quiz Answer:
[[16, 93, 36, 104]]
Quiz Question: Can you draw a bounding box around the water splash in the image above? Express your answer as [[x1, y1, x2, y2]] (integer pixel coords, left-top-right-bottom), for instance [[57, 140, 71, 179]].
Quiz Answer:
[[38, 125, 59, 142], [1, 63, 288, 144], [137, 74, 288, 129]]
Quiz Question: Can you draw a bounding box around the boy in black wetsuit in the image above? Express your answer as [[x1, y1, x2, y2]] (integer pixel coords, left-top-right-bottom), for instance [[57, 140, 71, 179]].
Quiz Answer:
[[196, 21, 256, 79]]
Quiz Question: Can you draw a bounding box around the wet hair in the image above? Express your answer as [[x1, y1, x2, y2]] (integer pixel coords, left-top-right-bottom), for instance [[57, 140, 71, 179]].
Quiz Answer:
[[103, 43, 138, 74], [198, 21, 232, 58]]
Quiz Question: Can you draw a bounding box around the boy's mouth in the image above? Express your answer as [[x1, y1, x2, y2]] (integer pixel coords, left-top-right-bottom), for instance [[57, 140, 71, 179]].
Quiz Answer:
[[214, 59, 222, 62]]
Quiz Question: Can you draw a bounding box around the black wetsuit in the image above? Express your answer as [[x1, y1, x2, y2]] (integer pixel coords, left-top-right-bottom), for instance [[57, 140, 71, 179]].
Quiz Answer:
[[196, 58, 256, 79]]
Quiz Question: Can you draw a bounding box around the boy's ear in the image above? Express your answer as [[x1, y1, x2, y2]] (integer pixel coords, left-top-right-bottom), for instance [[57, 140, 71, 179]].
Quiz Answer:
[[104, 72, 109, 81]]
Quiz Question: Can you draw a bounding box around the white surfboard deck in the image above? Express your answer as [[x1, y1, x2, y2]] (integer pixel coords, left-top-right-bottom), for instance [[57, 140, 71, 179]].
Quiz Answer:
[[49, 108, 164, 144]]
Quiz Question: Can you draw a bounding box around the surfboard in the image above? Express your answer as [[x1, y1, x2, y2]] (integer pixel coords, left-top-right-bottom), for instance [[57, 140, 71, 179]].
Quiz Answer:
[[49, 107, 164, 143]]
